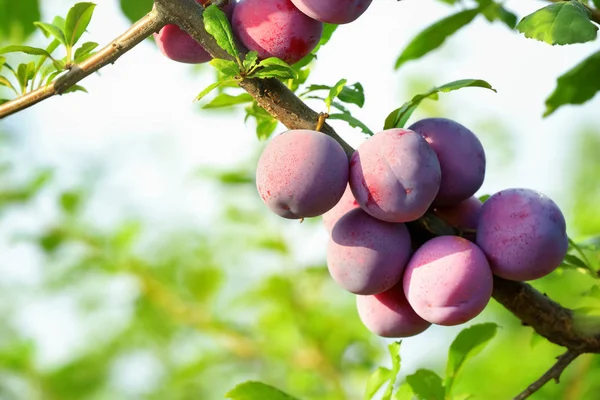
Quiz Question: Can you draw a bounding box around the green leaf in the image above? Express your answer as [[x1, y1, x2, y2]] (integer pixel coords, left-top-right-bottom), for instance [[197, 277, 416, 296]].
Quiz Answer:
[[243, 51, 259, 72], [65, 2, 96, 47], [382, 341, 402, 400], [203, 5, 240, 61], [225, 381, 299, 400], [394, 383, 415, 400], [63, 85, 88, 94], [395, 8, 479, 69], [59, 191, 83, 215], [256, 117, 278, 140], [253, 57, 298, 80], [119, 0, 153, 23], [364, 367, 392, 400], [202, 93, 253, 109], [405, 369, 445, 400], [564, 254, 588, 268], [384, 79, 496, 129], [544, 50, 600, 116], [338, 82, 365, 107], [325, 79, 347, 112], [0, 76, 17, 94], [0, 0, 41, 42], [0, 99, 9, 105], [209, 58, 240, 78], [445, 323, 498, 395], [328, 113, 373, 135], [479, 2, 518, 29], [34, 22, 67, 45], [195, 79, 239, 102], [74, 41, 98, 63], [517, 2, 597, 45], [16, 61, 35, 94], [0, 45, 54, 58]]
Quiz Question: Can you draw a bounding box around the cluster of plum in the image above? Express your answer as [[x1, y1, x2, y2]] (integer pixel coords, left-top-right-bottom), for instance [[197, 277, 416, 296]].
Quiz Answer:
[[255, 119, 569, 338], [154, 0, 373, 64]]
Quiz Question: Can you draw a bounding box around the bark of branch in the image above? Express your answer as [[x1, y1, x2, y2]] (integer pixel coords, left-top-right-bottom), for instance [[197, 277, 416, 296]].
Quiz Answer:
[[0, 8, 167, 119], [513, 350, 582, 400]]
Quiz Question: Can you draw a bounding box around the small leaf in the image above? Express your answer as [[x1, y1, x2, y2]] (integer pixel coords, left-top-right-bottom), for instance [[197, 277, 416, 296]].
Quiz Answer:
[[405, 369, 445, 400], [253, 57, 298, 80], [338, 82, 365, 107], [34, 22, 67, 45], [195, 79, 239, 102], [382, 341, 402, 400], [0, 99, 9, 105], [564, 254, 588, 268], [0, 76, 17, 94], [74, 41, 98, 63], [59, 191, 83, 215], [209, 58, 240, 78], [65, 2, 96, 46], [63, 85, 88, 94], [202, 93, 254, 109], [384, 79, 496, 129], [0, 45, 54, 58], [365, 367, 392, 400], [395, 8, 479, 69], [394, 383, 414, 400], [445, 323, 498, 395], [256, 117, 278, 140], [203, 5, 240, 61], [544, 50, 600, 116], [325, 78, 347, 112], [328, 113, 373, 135], [225, 381, 299, 400], [243, 50, 259, 72], [517, 2, 597, 45]]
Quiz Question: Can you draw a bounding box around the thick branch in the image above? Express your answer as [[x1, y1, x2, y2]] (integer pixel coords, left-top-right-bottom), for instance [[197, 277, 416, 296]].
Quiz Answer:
[[0, 8, 167, 119], [513, 350, 582, 400], [153, 0, 355, 156]]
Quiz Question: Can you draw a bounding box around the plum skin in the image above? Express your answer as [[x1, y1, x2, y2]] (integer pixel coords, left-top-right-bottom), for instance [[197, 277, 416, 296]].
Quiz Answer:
[[476, 188, 568, 281], [290, 0, 373, 24], [322, 184, 360, 233], [402, 236, 493, 326], [356, 280, 431, 338], [408, 118, 486, 207], [327, 208, 412, 295], [232, 0, 323, 64], [434, 196, 483, 231], [349, 128, 441, 223], [154, 1, 235, 64], [256, 129, 349, 219]]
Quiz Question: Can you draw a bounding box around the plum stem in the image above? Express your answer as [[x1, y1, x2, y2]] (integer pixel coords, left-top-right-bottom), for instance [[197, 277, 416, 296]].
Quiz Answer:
[[513, 350, 582, 400], [315, 112, 329, 132]]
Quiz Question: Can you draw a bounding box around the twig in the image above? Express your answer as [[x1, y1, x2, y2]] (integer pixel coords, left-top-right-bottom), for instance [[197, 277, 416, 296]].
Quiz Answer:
[[513, 350, 582, 400], [0, 8, 167, 119]]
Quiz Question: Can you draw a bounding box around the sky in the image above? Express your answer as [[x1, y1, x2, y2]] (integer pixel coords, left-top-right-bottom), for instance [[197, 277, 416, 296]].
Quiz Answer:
[[1, 0, 600, 392]]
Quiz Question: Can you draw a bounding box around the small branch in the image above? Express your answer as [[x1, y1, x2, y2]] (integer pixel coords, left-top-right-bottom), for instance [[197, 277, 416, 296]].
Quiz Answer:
[[0, 8, 167, 119], [513, 350, 582, 400]]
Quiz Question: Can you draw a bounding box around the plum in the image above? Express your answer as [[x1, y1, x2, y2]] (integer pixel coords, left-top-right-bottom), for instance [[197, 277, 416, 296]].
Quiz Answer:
[[290, 0, 373, 24], [349, 128, 441, 223], [327, 208, 412, 295], [356, 281, 431, 338], [433, 196, 483, 231], [322, 184, 360, 233], [154, 1, 235, 64], [476, 188, 568, 281], [232, 0, 323, 64], [402, 236, 493, 326], [256, 129, 349, 219], [408, 118, 486, 206]]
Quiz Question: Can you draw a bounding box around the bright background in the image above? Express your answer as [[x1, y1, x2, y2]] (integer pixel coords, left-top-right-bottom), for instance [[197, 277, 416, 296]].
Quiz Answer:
[[1, 0, 600, 399]]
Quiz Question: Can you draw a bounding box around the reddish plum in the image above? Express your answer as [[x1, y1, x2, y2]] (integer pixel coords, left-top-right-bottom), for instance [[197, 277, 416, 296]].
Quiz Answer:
[[408, 118, 486, 206], [349, 128, 441, 223], [476, 188, 568, 281], [232, 0, 323, 64], [322, 185, 360, 233], [327, 208, 412, 295], [403, 236, 493, 326], [434, 196, 483, 231], [356, 281, 431, 338], [291, 0, 373, 24], [256, 129, 349, 219]]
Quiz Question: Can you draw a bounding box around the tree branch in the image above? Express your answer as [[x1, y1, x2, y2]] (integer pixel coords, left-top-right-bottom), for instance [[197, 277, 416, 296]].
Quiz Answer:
[[0, 7, 167, 119], [513, 350, 582, 400]]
